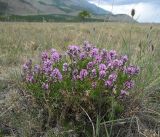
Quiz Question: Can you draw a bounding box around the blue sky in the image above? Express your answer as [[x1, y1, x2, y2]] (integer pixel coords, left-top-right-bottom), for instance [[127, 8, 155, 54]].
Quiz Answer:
[[88, 0, 160, 23]]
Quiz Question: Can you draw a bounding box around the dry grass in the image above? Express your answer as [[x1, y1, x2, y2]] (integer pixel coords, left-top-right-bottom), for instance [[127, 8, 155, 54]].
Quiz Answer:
[[0, 22, 160, 136], [0, 22, 160, 77]]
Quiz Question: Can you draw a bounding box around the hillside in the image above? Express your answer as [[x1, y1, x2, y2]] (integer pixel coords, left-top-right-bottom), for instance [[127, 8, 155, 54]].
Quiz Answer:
[[0, 0, 110, 15], [0, 0, 135, 22]]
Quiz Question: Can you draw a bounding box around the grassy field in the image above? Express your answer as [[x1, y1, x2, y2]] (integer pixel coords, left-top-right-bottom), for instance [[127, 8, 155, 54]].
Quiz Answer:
[[0, 22, 160, 136]]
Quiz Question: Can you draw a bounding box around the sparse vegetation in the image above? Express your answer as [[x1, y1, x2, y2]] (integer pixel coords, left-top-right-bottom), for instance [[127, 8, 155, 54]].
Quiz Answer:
[[78, 10, 91, 22], [131, 9, 135, 18], [0, 22, 160, 137], [0, 14, 104, 22]]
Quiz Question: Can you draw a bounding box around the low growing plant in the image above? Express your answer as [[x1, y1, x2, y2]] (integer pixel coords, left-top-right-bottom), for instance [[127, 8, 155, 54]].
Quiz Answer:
[[22, 41, 140, 135]]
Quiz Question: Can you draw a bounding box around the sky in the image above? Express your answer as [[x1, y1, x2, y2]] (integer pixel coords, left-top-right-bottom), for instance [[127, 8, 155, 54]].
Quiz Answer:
[[88, 0, 160, 23]]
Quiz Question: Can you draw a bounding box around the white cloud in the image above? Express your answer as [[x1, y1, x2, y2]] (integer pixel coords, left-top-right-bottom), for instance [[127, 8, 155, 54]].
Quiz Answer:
[[89, 1, 160, 23]]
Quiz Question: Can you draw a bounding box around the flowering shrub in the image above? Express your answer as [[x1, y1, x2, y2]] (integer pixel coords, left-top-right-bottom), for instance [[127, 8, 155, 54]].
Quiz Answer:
[[22, 41, 140, 131]]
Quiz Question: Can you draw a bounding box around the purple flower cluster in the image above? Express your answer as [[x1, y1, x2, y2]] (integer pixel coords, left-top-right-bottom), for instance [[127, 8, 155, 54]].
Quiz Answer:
[[91, 69, 97, 78], [124, 80, 135, 89], [87, 62, 94, 70], [26, 74, 34, 83], [79, 69, 88, 80], [51, 49, 60, 62], [23, 49, 63, 90], [42, 83, 49, 90], [42, 59, 52, 74], [66, 42, 139, 96], [95, 55, 102, 63], [101, 49, 108, 58], [91, 48, 99, 57], [79, 52, 86, 60], [41, 52, 48, 62], [34, 65, 40, 73], [99, 64, 107, 71], [121, 55, 128, 64], [67, 45, 80, 59], [99, 70, 106, 79], [105, 80, 113, 88], [108, 50, 117, 60], [23, 59, 32, 72], [63, 63, 69, 72], [51, 68, 63, 81], [125, 66, 140, 75], [109, 73, 117, 82], [83, 41, 93, 52], [23, 42, 140, 97], [72, 69, 79, 80], [105, 73, 117, 88]]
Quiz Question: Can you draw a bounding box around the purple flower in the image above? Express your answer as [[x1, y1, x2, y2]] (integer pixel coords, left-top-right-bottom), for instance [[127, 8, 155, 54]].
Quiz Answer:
[[125, 66, 140, 75], [92, 82, 97, 89], [23, 59, 32, 72], [108, 73, 117, 82], [118, 60, 124, 67], [43, 59, 52, 68], [34, 64, 40, 73], [26, 74, 34, 83], [107, 61, 114, 69], [99, 64, 107, 71], [124, 80, 135, 89], [108, 50, 117, 60], [42, 59, 52, 74], [51, 68, 62, 81], [72, 69, 79, 80], [41, 52, 48, 61], [51, 49, 60, 62], [83, 41, 93, 52], [79, 52, 86, 60], [120, 90, 127, 96], [23, 64, 28, 72], [112, 59, 123, 68], [91, 48, 99, 57], [101, 49, 108, 58], [63, 63, 69, 72], [79, 69, 88, 80], [87, 62, 94, 70], [42, 83, 49, 90], [67, 45, 81, 57], [94, 55, 102, 63], [91, 69, 97, 78], [105, 80, 113, 87], [99, 70, 106, 79], [121, 55, 128, 64]]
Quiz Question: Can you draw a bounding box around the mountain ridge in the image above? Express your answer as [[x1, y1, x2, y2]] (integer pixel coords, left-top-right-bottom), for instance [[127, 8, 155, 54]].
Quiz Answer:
[[0, 0, 135, 22], [0, 0, 110, 15]]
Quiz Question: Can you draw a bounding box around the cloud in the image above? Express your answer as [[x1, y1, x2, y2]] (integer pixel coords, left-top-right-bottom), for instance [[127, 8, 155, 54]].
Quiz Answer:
[[89, 0, 160, 5], [89, 0, 160, 23]]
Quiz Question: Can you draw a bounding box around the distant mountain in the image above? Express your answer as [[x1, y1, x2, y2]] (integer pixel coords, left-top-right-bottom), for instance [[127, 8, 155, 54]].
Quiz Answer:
[[106, 14, 136, 23], [0, 0, 111, 15], [0, 0, 135, 22]]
